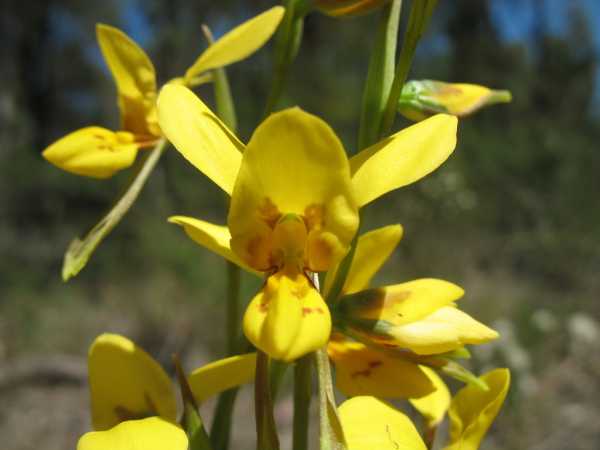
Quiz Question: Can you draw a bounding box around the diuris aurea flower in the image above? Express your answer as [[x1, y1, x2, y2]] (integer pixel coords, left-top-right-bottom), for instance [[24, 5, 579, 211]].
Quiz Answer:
[[321, 224, 497, 423], [156, 83, 457, 362], [337, 368, 510, 450], [42, 7, 284, 178], [77, 333, 256, 450]]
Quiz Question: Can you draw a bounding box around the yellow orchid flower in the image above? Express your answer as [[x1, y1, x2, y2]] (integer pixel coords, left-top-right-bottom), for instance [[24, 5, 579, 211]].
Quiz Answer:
[[445, 368, 510, 450], [398, 79, 512, 122], [338, 396, 427, 450], [78, 416, 188, 450], [157, 84, 457, 361], [333, 268, 498, 355], [87, 333, 256, 430], [314, 0, 389, 18], [42, 7, 284, 178]]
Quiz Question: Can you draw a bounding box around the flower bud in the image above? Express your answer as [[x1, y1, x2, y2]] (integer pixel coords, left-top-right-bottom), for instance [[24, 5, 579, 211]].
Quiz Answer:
[[398, 80, 512, 121], [314, 0, 389, 18]]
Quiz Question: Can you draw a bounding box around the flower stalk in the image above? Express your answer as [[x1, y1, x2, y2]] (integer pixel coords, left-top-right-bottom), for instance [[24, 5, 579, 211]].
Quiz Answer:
[[255, 351, 280, 450], [293, 355, 313, 450], [263, 0, 309, 116], [357, 0, 402, 150], [379, 0, 438, 138], [205, 25, 243, 450]]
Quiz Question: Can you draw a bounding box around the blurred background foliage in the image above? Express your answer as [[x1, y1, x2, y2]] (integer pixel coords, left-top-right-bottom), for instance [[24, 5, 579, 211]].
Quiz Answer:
[[1, 0, 599, 449]]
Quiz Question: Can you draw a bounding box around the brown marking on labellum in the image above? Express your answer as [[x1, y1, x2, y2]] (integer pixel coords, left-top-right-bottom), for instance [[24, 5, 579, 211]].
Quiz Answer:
[[303, 203, 325, 230], [302, 307, 325, 316], [258, 197, 281, 229]]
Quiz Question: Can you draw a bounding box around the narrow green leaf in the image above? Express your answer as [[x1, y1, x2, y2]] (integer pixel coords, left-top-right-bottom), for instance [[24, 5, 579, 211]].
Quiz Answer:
[[62, 139, 167, 281], [173, 354, 213, 450], [380, 0, 439, 137], [263, 0, 307, 117], [357, 0, 402, 150]]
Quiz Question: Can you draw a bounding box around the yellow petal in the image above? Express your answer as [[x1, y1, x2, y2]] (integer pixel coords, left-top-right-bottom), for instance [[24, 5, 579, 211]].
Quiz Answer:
[[185, 7, 285, 81], [350, 114, 457, 206], [157, 84, 243, 194], [339, 396, 427, 450], [384, 306, 499, 355], [409, 366, 450, 427], [88, 333, 177, 430], [229, 107, 358, 272], [188, 353, 257, 403], [96, 24, 159, 136], [243, 270, 331, 362], [338, 278, 464, 325], [324, 224, 403, 296], [328, 338, 434, 398], [42, 127, 141, 178], [168, 216, 259, 275], [445, 369, 511, 450], [78, 417, 187, 450]]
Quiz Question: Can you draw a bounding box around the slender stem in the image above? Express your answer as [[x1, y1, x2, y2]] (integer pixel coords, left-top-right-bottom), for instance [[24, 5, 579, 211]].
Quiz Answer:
[[209, 263, 241, 449], [357, 0, 402, 150], [255, 351, 280, 450], [269, 359, 289, 400], [324, 230, 359, 305], [225, 261, 241, 354], [209, 389, 239, 450], [379, 0, 438, 137], [423, 424, 437, 450], [293, 356, 312, 450], [204, 25, 242, 450], [263, 0, 307, 117]]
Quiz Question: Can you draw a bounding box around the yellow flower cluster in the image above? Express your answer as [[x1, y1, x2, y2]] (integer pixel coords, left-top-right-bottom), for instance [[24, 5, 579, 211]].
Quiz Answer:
[[40, 4, 514, 450]]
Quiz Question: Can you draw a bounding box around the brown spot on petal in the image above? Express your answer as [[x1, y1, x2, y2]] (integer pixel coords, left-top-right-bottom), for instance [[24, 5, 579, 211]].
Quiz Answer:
[[258, 197, 281, 229], [302, 307, 325, 316], [368, 360, 383, 369], [351, 368, 372, 379], [303, 203, 325, 231]]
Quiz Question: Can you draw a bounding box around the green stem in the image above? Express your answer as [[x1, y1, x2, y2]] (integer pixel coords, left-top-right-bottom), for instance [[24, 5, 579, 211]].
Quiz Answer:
[[255, 351, 280, 450], [263, 0, 307, 117], [325, 224, 360, 305], [204, 25, 242, 450], [209, 263, 241, 450], [357, 0, 402, 150], [209, 389, 239, 450], [423, 424, 437, 450], [293, 356, 312, 450], [225, 261, 241, 354], [269, 359, 290, 400], [379, 0, 438, 137], [202, 25, 238, 132]]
